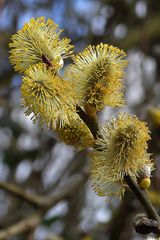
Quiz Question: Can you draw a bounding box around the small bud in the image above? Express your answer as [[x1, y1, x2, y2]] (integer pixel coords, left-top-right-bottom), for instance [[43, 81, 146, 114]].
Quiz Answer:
[[58, 57, 64, 68], [137, 164, 153, 190], [139, 177, 151, 189]]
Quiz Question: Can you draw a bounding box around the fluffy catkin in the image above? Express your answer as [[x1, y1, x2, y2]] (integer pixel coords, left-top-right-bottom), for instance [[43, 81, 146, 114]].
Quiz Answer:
[[9, 17, 73, 73], [65, 43, 127, 114], [90, 113, 153, 199], [21, 63, 76, 128]]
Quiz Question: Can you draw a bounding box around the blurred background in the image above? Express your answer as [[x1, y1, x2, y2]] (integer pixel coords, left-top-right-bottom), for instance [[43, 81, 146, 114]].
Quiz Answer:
[[0, 0, 160, 239]]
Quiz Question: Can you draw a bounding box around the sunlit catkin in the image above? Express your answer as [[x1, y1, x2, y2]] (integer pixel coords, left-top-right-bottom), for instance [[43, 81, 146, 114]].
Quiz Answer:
[[90, 113, 152, 199], [9, 17, 73, 73], [21, 63, 76, 128], [65, 43, 127, 115]]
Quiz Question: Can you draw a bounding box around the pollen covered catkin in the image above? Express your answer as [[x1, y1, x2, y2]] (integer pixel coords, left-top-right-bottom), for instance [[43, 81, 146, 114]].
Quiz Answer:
[[55, 114, 94, 148], [21, 63, 76, 128], [90, 113, 153, 199], [65, 43, 127, 114], [9, 17, 73, 73]]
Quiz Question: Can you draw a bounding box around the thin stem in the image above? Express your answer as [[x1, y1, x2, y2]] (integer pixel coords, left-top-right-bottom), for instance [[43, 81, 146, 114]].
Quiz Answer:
[[0, 170, 88, 209], [42, 54, 53, 67], [124, 175, 160, 223], [0, 213, 42, 239], [0, 181, 44, 207], [76, 106, 98, 139]]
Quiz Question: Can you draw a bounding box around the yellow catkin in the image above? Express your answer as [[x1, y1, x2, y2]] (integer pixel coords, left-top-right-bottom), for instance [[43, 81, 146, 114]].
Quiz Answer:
[[21, 63, 76, 128], [65, 43, 127, 113], [9, 17, 73, 73], [90, 113, 153, 199], [56, 114, 94, 148]]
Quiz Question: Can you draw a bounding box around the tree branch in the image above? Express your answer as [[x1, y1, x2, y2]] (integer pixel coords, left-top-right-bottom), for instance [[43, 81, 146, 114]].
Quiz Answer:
[[0, 169, 89, 239], [0, 213, 42, 239], [0, 169, 89, 209], [0, 182, 44, 208], [124, 175, 160, 223]]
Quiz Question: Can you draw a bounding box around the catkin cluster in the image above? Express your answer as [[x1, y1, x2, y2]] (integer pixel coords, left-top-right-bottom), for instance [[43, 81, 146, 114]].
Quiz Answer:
[[9, 17, 153, 199], [9, 17, 93, 148]]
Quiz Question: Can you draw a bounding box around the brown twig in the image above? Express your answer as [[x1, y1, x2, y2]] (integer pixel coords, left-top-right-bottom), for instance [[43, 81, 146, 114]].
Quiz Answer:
[[0, 182, 44, 208], [124, 175, 160, 223], [0, 169, 89, 209], [134, 215, 160, 235], [42, 54, 53, 67], [0, 170, 89, 239], [0, 213, 42, 239]]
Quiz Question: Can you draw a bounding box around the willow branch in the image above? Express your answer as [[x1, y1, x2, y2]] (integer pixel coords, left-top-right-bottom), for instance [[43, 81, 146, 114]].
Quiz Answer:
[[0, 169, 89, 209], [124, 175, 160, 223], [77, 110, 160, 224], [0, 213, 42, 239], [0, 170, 89, 239], [0, 182, 44, 208]]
